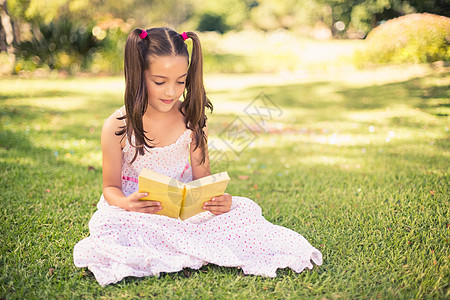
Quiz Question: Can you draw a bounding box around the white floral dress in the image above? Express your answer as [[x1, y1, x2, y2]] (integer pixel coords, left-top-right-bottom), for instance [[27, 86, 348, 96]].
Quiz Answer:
[[73, 128, 322, 286]]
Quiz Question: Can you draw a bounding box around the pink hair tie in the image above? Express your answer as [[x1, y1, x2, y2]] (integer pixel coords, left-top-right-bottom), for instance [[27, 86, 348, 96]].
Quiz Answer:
[[139, 30, 147, 39], [181, 32, 189, 41]]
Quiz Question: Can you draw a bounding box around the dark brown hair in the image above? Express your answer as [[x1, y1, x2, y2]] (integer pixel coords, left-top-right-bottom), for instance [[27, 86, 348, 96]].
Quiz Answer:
[[117, 27, 213, 164]]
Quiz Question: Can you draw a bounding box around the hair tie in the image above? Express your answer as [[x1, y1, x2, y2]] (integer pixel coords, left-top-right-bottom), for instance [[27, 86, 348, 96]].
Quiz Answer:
[[139, 30, 148, 39], [181, 32, 189, 41]]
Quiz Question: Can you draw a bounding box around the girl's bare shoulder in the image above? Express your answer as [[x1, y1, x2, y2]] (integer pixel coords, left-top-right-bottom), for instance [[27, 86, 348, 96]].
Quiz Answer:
[[102, 107, 126, 138]]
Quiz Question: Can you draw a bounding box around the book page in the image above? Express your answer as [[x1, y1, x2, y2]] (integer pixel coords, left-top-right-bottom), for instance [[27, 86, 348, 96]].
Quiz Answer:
[[186, 172, 230, 187], [138, 169, 185, 219], [180, 172, 230, 220]]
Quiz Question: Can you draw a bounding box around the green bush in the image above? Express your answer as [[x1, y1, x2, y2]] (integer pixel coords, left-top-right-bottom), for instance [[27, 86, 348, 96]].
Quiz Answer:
[[14, 18, 127, 75], [15, 18, 100, 73], [197, 12, 230, 34], [354, 13, 450, 67]]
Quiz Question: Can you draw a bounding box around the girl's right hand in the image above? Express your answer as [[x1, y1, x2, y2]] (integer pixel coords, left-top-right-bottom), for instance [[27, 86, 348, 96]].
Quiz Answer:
[[124, 192, 162, 214]]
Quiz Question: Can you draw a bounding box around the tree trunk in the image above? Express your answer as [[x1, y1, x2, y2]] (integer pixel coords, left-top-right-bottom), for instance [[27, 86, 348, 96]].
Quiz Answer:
[[0, 19, 6, 52], [0, 0, 15, 74]]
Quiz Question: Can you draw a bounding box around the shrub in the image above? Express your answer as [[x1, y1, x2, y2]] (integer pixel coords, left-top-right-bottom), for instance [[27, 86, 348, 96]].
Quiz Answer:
[[15, 18, 100, 73], [197, 12, 229, 34], [354, 13, 450, 67], [14, 18, 127, 75]]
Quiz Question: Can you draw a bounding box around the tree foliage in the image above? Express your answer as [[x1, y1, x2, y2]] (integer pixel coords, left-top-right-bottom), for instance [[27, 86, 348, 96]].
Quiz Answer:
[[5, 0, 450, 38], [249, 0, 323, 31], [15, 18, 99, 70], [1, 0, 449, 74]]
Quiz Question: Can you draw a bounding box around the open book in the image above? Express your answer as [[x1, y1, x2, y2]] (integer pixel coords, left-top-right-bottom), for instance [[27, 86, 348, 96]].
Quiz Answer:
[[138, 168, 230, 220]]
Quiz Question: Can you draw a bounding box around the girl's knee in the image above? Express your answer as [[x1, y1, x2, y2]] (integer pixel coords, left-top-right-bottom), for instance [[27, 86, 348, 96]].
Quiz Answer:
[[232, 196, 262, 215]]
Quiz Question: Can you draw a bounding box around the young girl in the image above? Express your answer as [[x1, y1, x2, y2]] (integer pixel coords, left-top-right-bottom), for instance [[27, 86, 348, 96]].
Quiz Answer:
[[74, 27, 322, 286]]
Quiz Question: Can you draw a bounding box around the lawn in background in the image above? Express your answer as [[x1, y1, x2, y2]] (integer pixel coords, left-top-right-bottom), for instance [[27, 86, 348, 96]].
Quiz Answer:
[[0, 64, 448, 299]]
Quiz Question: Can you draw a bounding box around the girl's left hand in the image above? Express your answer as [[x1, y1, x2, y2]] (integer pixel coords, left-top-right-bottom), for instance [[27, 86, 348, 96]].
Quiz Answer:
[[203, 193, 232, 215]]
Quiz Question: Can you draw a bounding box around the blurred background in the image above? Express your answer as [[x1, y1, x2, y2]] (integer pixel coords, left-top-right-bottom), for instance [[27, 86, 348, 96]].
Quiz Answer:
[[0, 0, 449, 77]]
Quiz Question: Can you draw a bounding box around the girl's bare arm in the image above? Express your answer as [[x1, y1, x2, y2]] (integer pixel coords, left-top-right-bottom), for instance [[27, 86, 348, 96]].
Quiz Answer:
[[190, 123, 232, 215], [101, 111, 161, 214]]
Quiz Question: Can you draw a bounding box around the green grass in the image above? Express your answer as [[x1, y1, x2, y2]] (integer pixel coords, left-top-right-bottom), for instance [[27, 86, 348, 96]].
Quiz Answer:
[[1, 65, 449, 299]]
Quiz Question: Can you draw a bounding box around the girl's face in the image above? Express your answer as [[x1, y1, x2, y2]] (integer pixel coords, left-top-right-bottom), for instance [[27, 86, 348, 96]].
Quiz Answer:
[[144, 55, 188, 114]]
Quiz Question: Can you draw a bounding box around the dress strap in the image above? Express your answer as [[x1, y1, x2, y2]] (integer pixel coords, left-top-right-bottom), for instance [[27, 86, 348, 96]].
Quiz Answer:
[[180, 163, 190, 178]]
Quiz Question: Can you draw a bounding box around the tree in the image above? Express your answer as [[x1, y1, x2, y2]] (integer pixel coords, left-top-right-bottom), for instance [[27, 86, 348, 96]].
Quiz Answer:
[[316, 0, 450, 37], [0, 0, 15, 73], [189, 0, 249, 33], [249, 0, 323, 31], [409, 0, 450, 17]]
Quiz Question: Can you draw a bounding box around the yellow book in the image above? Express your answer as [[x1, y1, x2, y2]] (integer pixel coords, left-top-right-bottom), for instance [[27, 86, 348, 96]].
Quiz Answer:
[[138, 168, 230, 220]]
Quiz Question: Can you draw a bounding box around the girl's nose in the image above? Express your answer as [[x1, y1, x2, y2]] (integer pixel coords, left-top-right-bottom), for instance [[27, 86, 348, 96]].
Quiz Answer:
[[164, 84, 176, 98]]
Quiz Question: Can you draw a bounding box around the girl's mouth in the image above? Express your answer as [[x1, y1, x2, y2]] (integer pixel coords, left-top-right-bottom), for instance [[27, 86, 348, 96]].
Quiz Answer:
[[161, 99, 174, 104]]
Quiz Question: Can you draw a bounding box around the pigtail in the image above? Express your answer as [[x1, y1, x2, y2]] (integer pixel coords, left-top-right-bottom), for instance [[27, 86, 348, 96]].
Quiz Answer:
[[117, 28, 154, 163], [180, 31, 213, 164]]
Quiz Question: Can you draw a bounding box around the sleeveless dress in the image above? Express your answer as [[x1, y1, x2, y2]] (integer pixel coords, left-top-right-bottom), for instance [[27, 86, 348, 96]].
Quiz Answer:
[[73, 124, 322, 286]]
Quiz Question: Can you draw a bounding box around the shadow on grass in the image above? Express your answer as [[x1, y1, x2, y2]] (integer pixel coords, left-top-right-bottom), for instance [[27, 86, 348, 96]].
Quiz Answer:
[[0, 90, 85, 101], [0, 127, 102, 200], [108, 263, 315, 287], [1, 93, 121, 131], [0, 127, 35, 152], [98, 264, 247, 289], [238, 70, 450, 118], [337, 77, 449, 116], [0, 114, 101, 162]]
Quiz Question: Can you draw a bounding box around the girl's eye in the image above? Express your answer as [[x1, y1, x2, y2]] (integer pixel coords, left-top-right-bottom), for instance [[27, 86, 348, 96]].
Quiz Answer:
[[178, 82, 185, 85], [155, 82, 164, 85]]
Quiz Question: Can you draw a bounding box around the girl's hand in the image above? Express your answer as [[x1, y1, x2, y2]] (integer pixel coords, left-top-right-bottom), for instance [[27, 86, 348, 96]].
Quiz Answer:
[[202, 193, 232, 215], [124, 192, 162, 214]]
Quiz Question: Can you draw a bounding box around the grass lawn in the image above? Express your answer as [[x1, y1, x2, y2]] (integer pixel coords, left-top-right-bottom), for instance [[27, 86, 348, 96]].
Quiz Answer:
[[0, 64, 449, 299]]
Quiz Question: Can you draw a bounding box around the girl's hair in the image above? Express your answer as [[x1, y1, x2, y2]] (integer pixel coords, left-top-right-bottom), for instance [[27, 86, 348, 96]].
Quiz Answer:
[[117, 27, 213, 164]]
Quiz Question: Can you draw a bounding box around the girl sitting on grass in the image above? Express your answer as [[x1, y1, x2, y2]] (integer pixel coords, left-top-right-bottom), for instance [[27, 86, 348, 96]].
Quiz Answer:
[[73, 27, 322, 286]]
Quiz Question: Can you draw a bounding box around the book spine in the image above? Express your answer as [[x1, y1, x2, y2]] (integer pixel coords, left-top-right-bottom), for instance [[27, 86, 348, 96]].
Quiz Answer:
[[181, 186, 187, 209]]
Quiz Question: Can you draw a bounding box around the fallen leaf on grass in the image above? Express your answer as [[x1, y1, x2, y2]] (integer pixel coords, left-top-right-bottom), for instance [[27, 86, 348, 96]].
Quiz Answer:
[[238, 175, 249, 180], [430, 190, 435, 196], [48, 268, 55, 276]]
